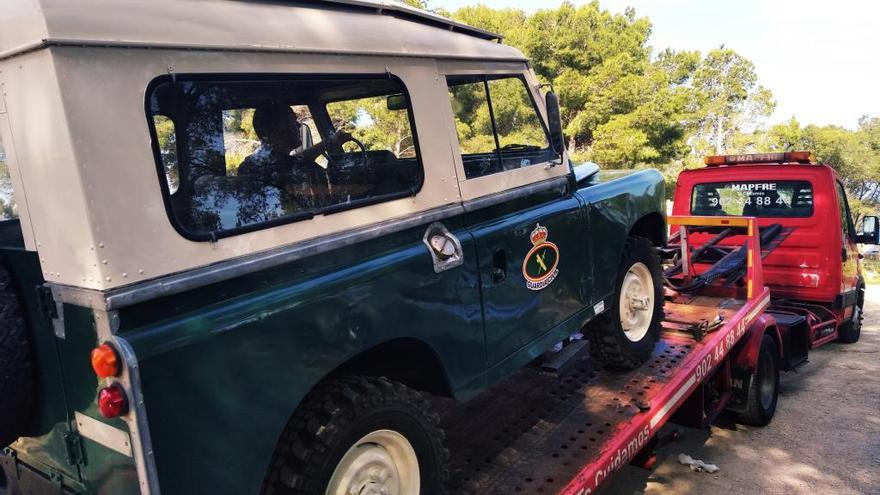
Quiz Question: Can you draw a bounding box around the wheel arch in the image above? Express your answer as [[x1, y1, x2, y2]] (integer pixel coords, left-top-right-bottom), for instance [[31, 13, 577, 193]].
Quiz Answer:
[[733, 315, 783, 370], [629, 211, 666, 247], [328, 337, 455, 399]]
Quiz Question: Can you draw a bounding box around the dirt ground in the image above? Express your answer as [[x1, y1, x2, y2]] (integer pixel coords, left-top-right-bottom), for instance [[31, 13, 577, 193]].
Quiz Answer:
[[606, 285, 880, 495]]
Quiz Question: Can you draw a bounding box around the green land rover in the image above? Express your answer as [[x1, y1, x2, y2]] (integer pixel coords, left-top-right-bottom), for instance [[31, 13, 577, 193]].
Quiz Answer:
[[0, 1, 666, 494]]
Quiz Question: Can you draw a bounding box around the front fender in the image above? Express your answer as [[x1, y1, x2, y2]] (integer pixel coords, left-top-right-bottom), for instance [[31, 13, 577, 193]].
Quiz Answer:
[[576, 168, 666, 298]]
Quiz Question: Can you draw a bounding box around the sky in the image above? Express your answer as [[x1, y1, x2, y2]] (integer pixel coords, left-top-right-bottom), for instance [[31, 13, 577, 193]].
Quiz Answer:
[[429, 0, 880, 130]]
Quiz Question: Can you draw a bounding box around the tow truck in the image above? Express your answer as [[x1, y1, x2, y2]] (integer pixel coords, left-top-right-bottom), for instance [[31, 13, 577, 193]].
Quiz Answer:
[[433, 213, 787, 494], [430, 152, 879, 494], [673, 152, 878, 347]]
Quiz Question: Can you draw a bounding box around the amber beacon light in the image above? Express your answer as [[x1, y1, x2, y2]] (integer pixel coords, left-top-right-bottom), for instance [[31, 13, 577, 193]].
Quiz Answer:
[[90, 343, 120, 378]]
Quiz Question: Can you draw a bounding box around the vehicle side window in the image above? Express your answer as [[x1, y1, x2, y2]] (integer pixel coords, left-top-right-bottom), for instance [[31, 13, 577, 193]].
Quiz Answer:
[[836, 181, 854, 241], [146, 75, 423, 240], [447, 75, 555, 179], [0, 135, 17, 220]]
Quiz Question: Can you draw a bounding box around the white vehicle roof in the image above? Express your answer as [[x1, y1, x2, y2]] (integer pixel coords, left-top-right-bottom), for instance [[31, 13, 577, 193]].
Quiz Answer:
[[0, 0, 557, 295], [0, 0, 524, 62]]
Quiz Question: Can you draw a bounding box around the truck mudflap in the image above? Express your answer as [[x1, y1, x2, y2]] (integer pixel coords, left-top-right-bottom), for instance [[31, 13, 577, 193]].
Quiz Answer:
[[436, 289, 770, 494]]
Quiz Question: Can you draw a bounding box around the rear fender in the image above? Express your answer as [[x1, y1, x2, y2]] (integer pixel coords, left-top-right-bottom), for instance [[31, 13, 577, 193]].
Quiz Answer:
[[732, 315, 782, 369]]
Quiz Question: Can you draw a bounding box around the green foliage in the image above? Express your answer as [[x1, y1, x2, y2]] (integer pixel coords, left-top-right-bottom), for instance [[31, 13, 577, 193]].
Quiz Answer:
[[441, 1, 877, 210], [448, 2, 773, 170], [726, 116, 880, 216], [327, 96, 416, 158], [689, 48, 775, 154]]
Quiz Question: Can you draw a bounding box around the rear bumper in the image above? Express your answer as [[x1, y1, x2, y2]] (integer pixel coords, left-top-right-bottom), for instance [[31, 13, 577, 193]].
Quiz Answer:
[[0, 450, 79, 495]]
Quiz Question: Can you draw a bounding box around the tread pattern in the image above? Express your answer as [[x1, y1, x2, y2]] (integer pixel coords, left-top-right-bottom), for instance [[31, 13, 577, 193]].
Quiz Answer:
[[0, 263, 34, 447], [837, 286, 863, 344], [737, 334, 779, 426], [261, 376, 449, 495], [586, 236, 664, 369]]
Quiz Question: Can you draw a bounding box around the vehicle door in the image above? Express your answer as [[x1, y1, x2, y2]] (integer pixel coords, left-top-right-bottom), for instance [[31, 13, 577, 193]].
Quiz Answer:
[[441, 67, 589, 367], [835, 181, 860, 306]]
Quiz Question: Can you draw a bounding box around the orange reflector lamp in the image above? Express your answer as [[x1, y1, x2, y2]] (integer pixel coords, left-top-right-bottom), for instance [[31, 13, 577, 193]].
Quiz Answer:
[[704, 151, 813, 166], [98, 384, 128, 418], [91, 343, 120, 378]]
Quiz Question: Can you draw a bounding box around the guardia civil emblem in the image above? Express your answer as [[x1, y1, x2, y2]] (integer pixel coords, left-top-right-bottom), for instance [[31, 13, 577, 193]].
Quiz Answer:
[[522, 223, 560, 291]]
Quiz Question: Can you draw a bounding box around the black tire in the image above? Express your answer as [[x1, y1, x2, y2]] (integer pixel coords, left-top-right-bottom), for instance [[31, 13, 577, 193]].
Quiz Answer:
[[586, 236, 664, 369], [261, 376, 448, 495], [837, 285, 863, 344], [737, 334, 780, 427], [0, 263, 33, 447]]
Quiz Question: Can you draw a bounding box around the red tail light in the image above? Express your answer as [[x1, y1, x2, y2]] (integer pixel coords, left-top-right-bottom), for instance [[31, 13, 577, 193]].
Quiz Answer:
[[98, 384, 128, 418]]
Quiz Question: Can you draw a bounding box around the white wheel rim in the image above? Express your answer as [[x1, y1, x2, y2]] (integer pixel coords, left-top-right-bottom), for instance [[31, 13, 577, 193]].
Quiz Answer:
[[619, 262, 654, 343], [326, 429, 420, 495]]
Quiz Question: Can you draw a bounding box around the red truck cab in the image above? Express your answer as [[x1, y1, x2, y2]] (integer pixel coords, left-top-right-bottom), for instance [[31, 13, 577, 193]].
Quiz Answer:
[[671, 152, 880, 345]]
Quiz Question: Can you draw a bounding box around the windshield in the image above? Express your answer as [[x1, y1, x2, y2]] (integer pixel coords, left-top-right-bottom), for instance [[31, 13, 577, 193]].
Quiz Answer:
[[691, 181, 814, 218]]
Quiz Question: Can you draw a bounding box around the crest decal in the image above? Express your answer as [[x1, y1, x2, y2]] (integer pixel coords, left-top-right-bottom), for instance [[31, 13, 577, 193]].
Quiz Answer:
[[522, 223, 560, 291]]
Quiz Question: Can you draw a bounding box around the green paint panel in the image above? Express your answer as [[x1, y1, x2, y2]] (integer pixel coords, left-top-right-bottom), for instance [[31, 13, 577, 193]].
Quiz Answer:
[[120, 219, 484, 494], [0, 247, 80, 483], [6, 167, 665, 495]]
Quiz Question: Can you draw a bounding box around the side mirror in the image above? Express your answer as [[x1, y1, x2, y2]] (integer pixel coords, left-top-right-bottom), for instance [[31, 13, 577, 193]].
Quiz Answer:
[[545, 91, 565, 155], [857, 216, 880, 244], [386, 94, 407, 111]]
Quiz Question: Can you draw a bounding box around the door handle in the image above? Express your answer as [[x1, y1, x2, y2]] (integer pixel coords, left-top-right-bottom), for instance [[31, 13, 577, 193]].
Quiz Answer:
[[423, 222, 464, 273], [492, 249, 507, 283]]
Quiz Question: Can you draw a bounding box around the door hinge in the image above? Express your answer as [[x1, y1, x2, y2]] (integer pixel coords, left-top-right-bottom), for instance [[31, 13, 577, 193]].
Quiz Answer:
[[37, 285, 65, 339], [63, 431, 87, 467]]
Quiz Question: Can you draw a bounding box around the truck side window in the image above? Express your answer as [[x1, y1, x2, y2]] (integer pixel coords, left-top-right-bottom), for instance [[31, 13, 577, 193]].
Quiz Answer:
[[146, 74, 423, 241], [835, 182, 854, 241], [0, 135, 17, 220], [447, 74, 555, 179]]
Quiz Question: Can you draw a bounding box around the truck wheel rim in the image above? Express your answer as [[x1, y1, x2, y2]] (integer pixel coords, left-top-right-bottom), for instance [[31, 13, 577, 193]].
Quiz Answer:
[[326, 429, 420, 495], [619, 262, 654, 343]]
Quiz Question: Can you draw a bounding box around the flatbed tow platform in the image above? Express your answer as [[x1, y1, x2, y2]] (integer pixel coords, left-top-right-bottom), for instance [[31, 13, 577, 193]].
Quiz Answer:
[[437, 216, 779, 494]]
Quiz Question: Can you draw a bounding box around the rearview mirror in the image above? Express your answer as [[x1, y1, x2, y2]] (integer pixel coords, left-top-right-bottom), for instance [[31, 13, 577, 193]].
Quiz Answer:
[[545, 91, 565, 156], [857, 216, 879, 244], [386, 94, 407, 111]]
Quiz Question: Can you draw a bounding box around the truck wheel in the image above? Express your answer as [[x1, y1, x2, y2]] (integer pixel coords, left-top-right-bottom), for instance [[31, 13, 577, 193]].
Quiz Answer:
[[0, 263, 34, 447], [261, 376, 448, 495], [737, 334, 779, 426], [837, 287, 863, 344], [586, 236, 663, 370]]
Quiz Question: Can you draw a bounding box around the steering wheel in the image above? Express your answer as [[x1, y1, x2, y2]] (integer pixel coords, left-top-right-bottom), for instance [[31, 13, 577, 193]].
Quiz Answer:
[[326, 135, 367, 167], [324, 134, 368, 184]]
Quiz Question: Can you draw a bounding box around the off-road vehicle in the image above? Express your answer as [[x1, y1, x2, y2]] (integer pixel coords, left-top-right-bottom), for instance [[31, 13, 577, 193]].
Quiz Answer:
[[0, 1, 666, 494]]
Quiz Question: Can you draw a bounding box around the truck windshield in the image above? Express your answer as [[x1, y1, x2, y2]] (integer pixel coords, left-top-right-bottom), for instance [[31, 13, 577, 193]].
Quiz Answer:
[[691, 181, 813, 218]]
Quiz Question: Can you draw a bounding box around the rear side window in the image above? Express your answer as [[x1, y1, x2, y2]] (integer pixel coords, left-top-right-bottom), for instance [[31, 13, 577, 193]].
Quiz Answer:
[[446, 74, 556, 179], [0, 135, 16, 220], [147, 74, 423, 240], [691, 181, 814, 218]]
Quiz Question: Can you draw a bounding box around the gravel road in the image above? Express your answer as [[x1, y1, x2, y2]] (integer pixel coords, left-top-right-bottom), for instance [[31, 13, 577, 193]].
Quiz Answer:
[[606, 285, 880, 495]]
